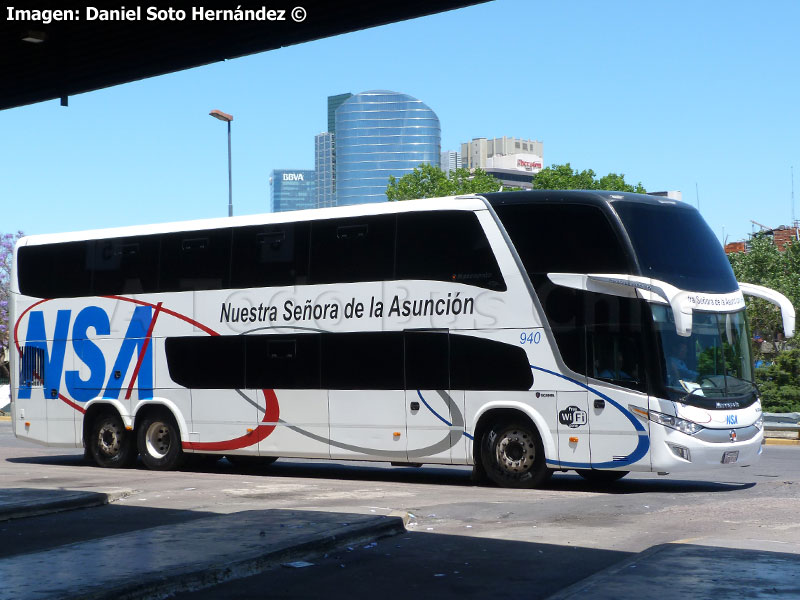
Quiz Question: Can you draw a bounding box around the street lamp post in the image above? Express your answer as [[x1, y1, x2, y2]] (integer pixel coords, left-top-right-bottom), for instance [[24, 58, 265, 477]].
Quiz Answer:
[[209, 109, 234, 217]]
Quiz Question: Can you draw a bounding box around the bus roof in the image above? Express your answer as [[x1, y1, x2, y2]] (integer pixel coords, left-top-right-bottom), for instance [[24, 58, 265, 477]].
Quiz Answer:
[[481, 189, 696, 211], [17, 195, 487, 248]]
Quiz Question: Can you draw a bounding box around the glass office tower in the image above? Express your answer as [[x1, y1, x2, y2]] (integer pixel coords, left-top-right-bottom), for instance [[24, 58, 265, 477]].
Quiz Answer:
[[335, 90, 441, 205], [314, 133, 336, 208], [269, 169, 316, 212], [327, 92, 352, 135]]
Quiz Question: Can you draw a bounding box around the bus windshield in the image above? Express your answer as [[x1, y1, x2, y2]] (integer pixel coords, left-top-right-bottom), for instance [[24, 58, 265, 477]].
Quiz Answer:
[[651, 304, 755, 404]]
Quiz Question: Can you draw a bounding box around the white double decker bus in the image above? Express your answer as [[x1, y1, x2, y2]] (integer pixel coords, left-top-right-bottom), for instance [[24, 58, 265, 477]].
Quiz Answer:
[[10, 191, 795, 487]]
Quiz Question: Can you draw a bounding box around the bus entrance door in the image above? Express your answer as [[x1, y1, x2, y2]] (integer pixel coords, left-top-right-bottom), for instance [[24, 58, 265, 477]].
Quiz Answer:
[[404, 331, 459, 464], [556, 391, 591, 466]]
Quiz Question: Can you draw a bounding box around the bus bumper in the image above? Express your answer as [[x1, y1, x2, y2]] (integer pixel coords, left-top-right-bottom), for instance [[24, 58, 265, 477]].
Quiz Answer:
[[649, 422, 763, 471]]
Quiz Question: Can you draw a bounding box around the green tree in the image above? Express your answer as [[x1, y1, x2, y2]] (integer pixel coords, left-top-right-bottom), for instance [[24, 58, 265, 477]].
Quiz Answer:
[[1, 231, 24, 362], [728, 233, 800, 411], [386, 163, 504, 201], [728, 234, 800, 355], [754, 348, 800, 412], [532, 163, 646, 193]]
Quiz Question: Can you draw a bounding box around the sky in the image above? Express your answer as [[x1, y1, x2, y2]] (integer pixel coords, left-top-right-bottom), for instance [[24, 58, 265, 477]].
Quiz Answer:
[[2, 0, 800, 245]]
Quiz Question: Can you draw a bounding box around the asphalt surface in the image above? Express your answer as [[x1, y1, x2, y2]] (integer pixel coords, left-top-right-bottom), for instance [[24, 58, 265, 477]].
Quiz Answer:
[[1, 419, 799, 599]]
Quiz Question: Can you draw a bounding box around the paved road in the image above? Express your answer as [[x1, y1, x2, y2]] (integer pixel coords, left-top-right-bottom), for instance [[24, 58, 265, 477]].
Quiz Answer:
[[2, 420, 799, 598]]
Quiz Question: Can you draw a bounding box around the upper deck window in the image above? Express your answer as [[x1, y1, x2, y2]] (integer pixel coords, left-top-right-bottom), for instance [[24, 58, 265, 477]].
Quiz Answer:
[[397, 211, 506, 291], [18, 209, 506, 298], [494, 203, 632, 275], [612, 201, 738, 294]]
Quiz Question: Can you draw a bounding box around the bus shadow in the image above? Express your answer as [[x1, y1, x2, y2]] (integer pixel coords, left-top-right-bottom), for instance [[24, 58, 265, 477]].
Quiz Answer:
[[211, 459, 757, 494], [547, 472, 757, 494], [5, 453, 87, 466], [4, 455, 757, 494]]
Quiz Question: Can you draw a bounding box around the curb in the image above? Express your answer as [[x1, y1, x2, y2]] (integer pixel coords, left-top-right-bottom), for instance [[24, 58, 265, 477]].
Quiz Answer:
[[0, 488, 134, 522], [75, 511, 409, 600], [0, 416, 11, 421], [543, 543, 671, 600], [764, 437, 800, 446]]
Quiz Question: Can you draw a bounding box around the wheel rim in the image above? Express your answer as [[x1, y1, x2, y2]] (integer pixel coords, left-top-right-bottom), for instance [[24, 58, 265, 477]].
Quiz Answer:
[[495, 428, 536, 475], [145, 421, 172, 459], [97, 421, 122, 457]]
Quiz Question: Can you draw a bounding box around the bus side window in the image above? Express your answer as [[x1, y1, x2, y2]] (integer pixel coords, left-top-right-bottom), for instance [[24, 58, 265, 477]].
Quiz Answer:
[[396, 211, 506, 291], [320, 332, 404, 390], [245, 335, 320, 389], [18, 240, 93, 298], [91, 236, 160, 295], [450, 335, 532, 391], [590, 332, 644, 389], [494, 203, 632, 276], [231, 223, 310, 288], [160, 228, 232, 292], [165, 336, 246, 389], [404, 331, 449, 390], [309, 215, 395, 284]]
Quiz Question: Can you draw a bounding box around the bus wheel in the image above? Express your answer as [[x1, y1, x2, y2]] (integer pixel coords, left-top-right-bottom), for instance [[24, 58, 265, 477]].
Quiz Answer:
[[480, 419, 551, 489], [576, 469, 628, 483], [137, 411, 185, 471], [89, 413, 137, 468]]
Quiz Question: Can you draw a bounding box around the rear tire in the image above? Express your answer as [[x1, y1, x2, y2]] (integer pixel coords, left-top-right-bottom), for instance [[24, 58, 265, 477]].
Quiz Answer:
[[576, 469, 628, 483], [89, 413, 137, 468], [137, 411, 185, 471], [480, 419, 551, 489]]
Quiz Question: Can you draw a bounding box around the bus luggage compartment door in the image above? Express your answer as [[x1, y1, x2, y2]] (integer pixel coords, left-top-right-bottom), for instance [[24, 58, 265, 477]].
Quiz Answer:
[[556, 391, 590, 467]]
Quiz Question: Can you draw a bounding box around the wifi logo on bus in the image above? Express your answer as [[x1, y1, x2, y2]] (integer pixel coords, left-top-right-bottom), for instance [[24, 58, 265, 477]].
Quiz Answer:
[[558, 406, 588, 429]]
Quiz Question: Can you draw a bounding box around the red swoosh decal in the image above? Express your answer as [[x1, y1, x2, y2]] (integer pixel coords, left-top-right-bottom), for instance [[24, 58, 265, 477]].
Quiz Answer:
[[182, 389, 281, 451], [14, 296, 280, 448]]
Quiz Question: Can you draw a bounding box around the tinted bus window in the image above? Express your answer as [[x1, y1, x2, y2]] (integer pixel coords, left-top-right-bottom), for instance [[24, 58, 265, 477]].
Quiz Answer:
[[612, 201, 738, 293], [310, 215, 396, 284], [165, 336, 246, 389], [160, 229, 232, 292], [245, 334, 320, 389], [450, 335, 533, 390], [405, 331, 449, 390], [91, 236, 160, 295], [495, 203, 632, 275], [18, 241, 93, 298], [231, 223, 310, 289], [321, 332, 404, 390], [396, 211, 506, 291]]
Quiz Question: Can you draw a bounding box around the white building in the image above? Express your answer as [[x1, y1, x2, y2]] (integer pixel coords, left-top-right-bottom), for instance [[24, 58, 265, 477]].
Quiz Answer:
[[461, 136, 543, 190], [440, 151, 462, 176]]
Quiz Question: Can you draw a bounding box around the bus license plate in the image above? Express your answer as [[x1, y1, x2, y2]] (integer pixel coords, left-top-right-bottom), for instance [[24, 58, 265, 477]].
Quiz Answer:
[[722, 451, 739, 464]]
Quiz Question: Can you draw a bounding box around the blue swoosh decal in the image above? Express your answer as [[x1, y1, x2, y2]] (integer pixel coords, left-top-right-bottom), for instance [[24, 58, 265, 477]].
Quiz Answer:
[[417, 390, 474, 440], [531, 365, 650, 469]]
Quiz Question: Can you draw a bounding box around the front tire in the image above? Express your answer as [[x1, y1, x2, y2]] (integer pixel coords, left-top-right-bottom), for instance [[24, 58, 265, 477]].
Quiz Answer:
[[480, 419, 551, 489], [89, 413, 137, 468], [137, 411, 185, 471]]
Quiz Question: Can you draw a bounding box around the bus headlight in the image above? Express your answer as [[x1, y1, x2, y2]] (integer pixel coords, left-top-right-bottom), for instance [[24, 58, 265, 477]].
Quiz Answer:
[[648, 410, 705, 435]]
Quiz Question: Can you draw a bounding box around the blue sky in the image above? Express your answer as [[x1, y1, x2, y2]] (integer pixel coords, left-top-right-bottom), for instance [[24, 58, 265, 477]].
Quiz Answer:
[[2, 0, 799, 245]]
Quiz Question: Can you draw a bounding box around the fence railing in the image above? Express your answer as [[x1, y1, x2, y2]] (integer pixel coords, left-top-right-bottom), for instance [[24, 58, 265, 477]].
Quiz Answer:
[[763, 412, 800, 439]]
